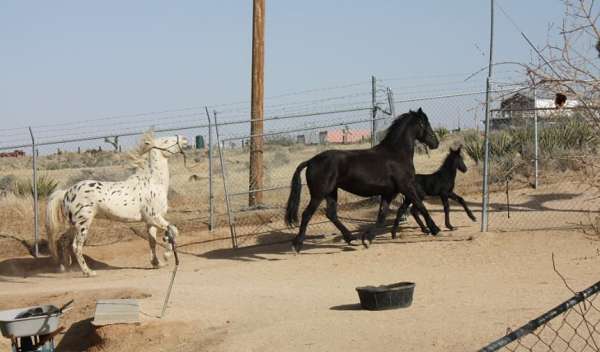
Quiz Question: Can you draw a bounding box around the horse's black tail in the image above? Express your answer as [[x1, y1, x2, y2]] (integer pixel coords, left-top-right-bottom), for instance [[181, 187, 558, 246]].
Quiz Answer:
[[285, 160, 309, 227]]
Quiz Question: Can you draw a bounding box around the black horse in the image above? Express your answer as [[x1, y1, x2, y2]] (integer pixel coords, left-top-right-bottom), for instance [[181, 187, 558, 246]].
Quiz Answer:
[[390, 145, 477, 238], [284, 108, 440, 253]]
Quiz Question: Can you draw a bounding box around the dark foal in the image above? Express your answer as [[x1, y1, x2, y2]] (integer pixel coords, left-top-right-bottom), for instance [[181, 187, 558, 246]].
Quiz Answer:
[[284, 108, 440, 253], [391, 145, 477, 237]]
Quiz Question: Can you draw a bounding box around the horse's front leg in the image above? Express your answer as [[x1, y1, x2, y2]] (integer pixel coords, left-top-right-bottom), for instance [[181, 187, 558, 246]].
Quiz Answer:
[[404, 188, 440, 235], [441, 195, 454, 230], [143, 214, 178, 261], [147, 225, 166, 268]]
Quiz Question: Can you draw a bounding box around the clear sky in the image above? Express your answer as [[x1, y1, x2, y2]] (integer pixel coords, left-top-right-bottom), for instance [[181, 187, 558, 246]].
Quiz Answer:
[[0, 1, 565, 139]]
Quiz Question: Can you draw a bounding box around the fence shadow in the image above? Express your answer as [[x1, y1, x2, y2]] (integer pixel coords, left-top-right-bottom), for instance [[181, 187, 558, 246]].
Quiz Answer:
[[489, 192, 599, 214]]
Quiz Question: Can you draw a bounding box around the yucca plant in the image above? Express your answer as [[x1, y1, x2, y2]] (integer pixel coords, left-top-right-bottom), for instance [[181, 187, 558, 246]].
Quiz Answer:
[[14, 174, 59, 198], [489, 131, 515, 158], [463, 132, 484, 165], [434, 127, 450, 141]]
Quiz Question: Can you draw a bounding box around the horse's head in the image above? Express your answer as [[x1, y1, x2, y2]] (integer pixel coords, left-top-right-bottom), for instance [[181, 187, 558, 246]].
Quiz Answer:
[[413, 108, 439, 149], [147, 135, 189, 157], [450, 145, 467, 173]]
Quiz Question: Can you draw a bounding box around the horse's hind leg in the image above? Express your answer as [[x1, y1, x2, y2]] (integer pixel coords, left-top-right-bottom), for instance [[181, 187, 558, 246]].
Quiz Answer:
[[57, 229, 75, 272], [292, 196, 323, 254], [147, 226, 165, 268], [392, 199, 411, 239], [363, 195, 392, 247], [325, 192, 355, 245], [72, 217, 96, 277]]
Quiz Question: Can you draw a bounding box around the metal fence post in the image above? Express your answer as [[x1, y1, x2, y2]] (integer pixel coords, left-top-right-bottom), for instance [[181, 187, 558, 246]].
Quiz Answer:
[[481, 0, 495, 232], [205, 107, 214, 232], [387, 87, 395, 118], [371, 75, 377, 147], [213, 111, 238, 248], [533, 86, 539, 189], [28, 127, 39, 257]]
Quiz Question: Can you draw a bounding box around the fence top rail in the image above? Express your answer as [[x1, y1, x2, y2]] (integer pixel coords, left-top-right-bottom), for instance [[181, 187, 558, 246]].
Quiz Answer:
[[491, 106, 600, 113], [220, 114, 394, 142], [392, 88, 518, 105], [215, 106, 372, 128], [0, 123, 211, 152]]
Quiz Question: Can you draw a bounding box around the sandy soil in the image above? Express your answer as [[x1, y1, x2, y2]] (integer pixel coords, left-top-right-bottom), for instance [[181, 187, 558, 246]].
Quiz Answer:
[[1, 139, 599, 351], [1, 212, 599, 351]]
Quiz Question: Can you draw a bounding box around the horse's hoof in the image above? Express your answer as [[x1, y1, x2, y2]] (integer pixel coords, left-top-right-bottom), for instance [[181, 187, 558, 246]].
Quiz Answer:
[[470, 216, 477, 222], [344, 236, 356, 246], [151, 258, 166, 268], [430, 227, 441, 236], [84, 270, 97, 277], [421, 228, 430, 234], [291, 241, 302, 254], [58, 265, 66, 273], [446, 226, 455, 231]]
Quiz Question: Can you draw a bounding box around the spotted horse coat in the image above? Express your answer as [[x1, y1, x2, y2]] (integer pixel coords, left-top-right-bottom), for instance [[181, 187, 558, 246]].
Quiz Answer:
[[45, 132, 188, 277]]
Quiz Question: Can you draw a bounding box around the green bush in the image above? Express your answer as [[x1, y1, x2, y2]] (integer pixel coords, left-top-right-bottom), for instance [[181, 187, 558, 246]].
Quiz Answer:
[[463, 132, 484, 165], [434, 127, 450, 141]]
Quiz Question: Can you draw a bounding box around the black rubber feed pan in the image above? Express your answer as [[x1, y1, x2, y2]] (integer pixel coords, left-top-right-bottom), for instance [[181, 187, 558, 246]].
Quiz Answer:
[[356, 282, 415, 310]]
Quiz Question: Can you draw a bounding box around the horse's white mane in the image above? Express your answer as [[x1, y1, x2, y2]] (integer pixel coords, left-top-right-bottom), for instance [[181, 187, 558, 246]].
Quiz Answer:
[[128, 130, 156, 170]]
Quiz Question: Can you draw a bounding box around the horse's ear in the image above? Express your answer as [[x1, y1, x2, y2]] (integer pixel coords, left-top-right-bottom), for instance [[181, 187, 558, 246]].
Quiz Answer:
[[417, 107, 423, 113]]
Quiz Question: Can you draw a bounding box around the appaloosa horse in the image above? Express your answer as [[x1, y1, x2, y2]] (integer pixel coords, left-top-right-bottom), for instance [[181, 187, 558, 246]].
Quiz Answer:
[[45, 132, 188, 276]]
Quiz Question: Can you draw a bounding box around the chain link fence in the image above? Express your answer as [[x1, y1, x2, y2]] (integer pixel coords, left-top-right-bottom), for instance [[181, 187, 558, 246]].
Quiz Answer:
[[482, 85, 600, 233], [481, 280, 600, 352], [4, 77, 596, 255]]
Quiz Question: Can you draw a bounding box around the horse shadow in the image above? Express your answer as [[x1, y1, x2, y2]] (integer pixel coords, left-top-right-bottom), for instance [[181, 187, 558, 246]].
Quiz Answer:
[[0, 255, 152, 278], [197, 230, 361, 262]]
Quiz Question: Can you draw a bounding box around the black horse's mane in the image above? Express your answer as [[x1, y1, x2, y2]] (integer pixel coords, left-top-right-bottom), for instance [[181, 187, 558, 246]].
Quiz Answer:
[[378, 111, 418, 147], [440, 149, 459, 170]]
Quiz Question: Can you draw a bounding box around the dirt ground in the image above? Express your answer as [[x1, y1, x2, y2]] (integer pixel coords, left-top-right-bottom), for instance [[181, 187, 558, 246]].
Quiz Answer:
[[1, 204, 600, 351], [1, 138, 599, 351]]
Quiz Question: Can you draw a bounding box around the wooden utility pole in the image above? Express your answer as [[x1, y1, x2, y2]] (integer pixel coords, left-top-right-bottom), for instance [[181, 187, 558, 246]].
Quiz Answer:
[[249, 0, 265, 206]]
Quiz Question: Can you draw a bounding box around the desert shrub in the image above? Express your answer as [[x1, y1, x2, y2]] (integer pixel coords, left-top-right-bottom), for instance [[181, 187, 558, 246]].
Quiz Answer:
[[265, 134, 295, 147], [0, 175, 17, 192], [415, 143, 430, 155], [14, 174, 58, 198], [67, 168, 133, 185], [270, 150, 291, 168], [434, 127, 450, 141]]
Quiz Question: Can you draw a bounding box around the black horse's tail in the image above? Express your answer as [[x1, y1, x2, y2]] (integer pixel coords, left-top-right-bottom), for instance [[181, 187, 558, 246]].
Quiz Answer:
[[285, 160, 309, 227]]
